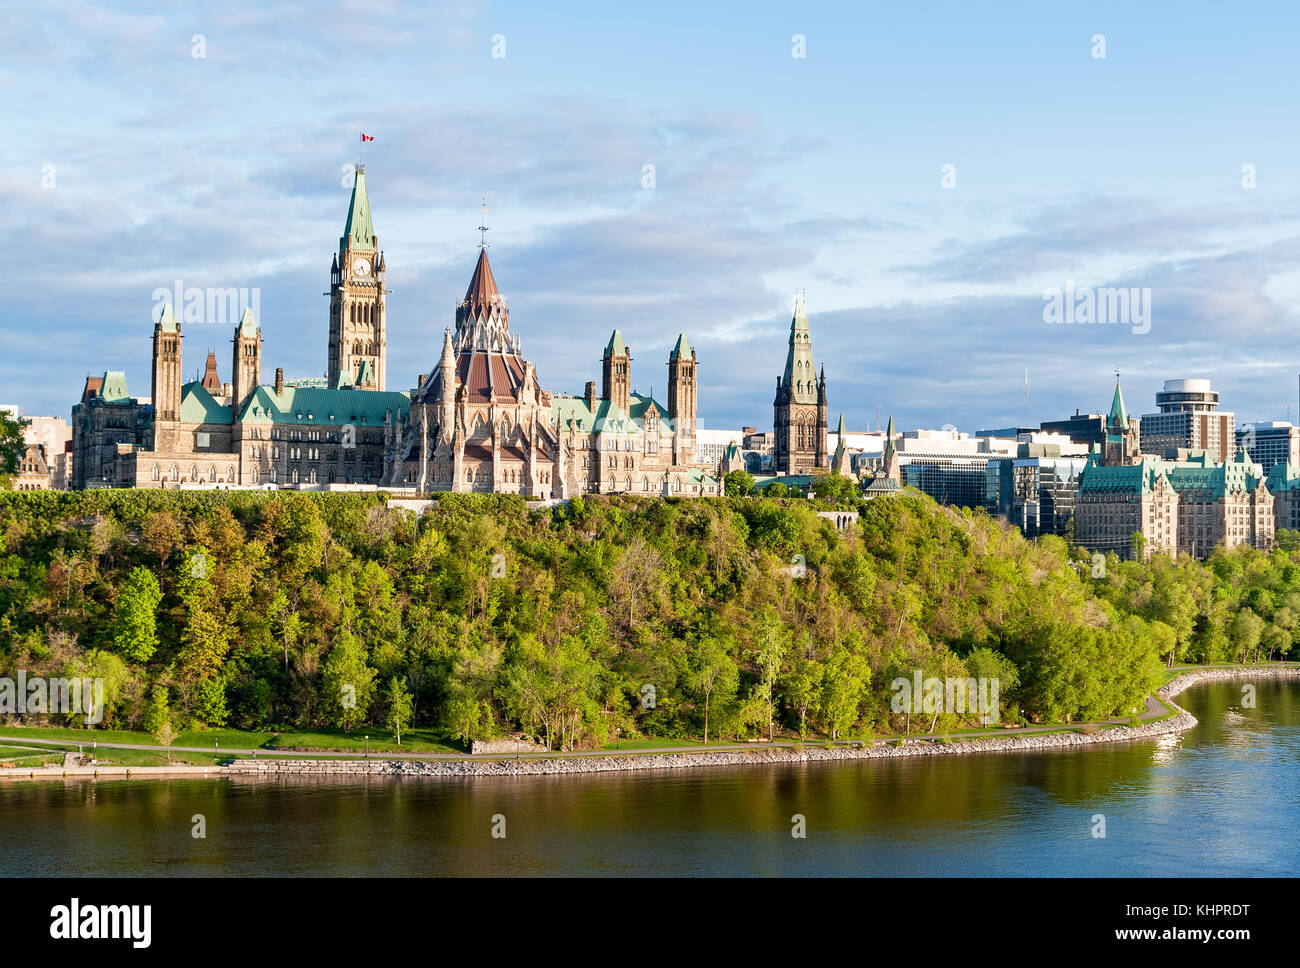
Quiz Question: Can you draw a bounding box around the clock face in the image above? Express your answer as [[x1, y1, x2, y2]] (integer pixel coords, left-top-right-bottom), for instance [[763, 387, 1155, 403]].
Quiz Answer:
[[352, 257, 371, 276]]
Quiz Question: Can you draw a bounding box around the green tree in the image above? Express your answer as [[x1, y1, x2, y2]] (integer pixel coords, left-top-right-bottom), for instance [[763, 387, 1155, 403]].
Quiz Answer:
[[0, 410, 25, 487], [386, 675, 413, 745], [143, 685, 175, 760], [111, 567, 163, 663], [688, 639, 738, 743], [320, 634, 376, 732], [724, 470, 755, 497]]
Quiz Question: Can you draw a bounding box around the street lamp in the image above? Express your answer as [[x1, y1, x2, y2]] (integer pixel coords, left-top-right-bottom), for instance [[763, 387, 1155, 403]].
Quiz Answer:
[[365, 735, 369, 758], [616, 727, 621, 750]]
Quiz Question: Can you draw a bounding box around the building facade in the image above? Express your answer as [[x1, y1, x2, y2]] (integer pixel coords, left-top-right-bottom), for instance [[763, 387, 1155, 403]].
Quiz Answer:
[[1074, 379, 1273, 559], [391, 249, 718, 497], [1139, 378, 1235, 462], [772, 298, 828, 475]]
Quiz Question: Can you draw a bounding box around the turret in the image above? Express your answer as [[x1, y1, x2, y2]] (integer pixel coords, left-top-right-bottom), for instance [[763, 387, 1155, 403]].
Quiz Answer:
[[603, 330, 631, 415], [151, 303, 182, 425], [231, 307, 261, 413]]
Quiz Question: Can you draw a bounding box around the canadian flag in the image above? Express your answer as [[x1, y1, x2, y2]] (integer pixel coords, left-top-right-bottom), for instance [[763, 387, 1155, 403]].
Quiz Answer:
[[360, 133, 374, 142]]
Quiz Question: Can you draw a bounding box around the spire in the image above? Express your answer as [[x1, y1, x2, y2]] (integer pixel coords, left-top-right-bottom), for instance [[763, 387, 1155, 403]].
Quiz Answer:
[[201, 351, 221, 391], [836, 412, 845, 434], [884, 414, 897, 459], [439, 326, 455, 367], [1108, 375, 1129, 430], [670, 332, 693, 360], [606, 329, 629, 357], [157, 303, 178, 333], [781, 295, 816, 403], [237, 306, 258, 337], [342, 166, 376, 251], [463, 247, 502, 311]]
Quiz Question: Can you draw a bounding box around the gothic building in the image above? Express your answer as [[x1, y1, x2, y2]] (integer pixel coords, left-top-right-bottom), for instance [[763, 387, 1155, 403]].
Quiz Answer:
[[71, 165, 718, 497], [773, 298, 828, 475], [327, 166, 387, 390], [391, 248, 718, 497], [1074, 378, 1272, 560], [72, 167, 408, 488]]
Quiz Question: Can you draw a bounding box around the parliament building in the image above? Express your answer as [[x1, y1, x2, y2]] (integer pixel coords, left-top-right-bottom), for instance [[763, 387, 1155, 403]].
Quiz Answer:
[[71, 168, 718, 498]]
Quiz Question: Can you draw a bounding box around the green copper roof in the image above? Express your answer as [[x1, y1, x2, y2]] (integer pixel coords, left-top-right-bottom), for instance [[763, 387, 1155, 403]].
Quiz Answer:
[[237, 384, 409, 426], [356, 358, 375, 386], [342, 167, 376, 251], [237, 306, 257, 337], [670, 332, 693, 360], [100, 370, 130, 403], [1268, 463, 1300, 492], [780, 301, 817, 403], [552, 391, 666, 434], [1108, 379, 1129, 430], [1081, 452, 1266, 499], [179, 382, 231, 424], [605, 330, 629, 357], [884, 413, 897, 459], [157, 303, 178, 333]]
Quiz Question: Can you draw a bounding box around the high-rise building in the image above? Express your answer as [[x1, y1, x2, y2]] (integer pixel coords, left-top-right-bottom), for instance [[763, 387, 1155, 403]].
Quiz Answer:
[[1238, 421, 1300, 473], [1138, 378, 1235, 462]]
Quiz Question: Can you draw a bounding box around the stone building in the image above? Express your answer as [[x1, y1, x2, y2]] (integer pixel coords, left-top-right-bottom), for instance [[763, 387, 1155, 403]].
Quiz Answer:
[[1074, 379, 1273, 560], [392, 248, 718, 497], [772, 298, 828, 475], [71, 167, 409, 489]]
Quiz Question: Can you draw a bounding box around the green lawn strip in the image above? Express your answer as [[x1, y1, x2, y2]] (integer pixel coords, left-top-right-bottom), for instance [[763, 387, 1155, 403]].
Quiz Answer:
[[262, 728, 462, 754]]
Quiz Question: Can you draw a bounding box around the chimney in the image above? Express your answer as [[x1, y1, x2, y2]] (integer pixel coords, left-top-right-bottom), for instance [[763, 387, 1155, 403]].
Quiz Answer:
[[585, 380, 597, 411], [275, 367, 284, 394]]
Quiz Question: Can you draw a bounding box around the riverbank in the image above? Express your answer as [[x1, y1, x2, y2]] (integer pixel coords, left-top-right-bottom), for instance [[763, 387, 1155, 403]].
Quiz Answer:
[[4, 666, 1298, 783]]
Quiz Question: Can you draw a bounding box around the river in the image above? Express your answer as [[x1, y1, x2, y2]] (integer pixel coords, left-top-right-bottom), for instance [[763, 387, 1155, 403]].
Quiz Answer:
[[2, 679, 1296, 876]]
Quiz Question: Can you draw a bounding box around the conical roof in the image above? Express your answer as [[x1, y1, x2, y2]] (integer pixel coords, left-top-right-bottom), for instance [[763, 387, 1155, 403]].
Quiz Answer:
[[463, 248, 501, 310], [1108, 378, 1129, 430], [342, 166, 376, 251]]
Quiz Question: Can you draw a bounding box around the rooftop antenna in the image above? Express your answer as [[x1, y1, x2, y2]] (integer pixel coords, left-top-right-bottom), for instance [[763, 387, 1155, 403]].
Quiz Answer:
[[478, 196, 490, 250]]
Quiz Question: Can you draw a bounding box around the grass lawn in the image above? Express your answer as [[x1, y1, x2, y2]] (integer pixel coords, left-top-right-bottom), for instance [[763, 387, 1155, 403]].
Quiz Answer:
[[263, 727, 463, 754]]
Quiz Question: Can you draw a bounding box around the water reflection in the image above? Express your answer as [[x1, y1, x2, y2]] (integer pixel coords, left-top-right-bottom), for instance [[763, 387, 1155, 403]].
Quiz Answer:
[[1, 680, 1295, 877]]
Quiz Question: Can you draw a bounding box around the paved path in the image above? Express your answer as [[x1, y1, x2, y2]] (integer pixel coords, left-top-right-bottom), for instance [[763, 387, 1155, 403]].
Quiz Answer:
[[0, 693, 1174, 763]]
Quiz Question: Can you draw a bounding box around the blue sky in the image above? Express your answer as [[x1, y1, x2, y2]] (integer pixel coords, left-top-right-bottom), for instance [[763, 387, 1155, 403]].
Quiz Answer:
[[5, 0, 1300, 433]]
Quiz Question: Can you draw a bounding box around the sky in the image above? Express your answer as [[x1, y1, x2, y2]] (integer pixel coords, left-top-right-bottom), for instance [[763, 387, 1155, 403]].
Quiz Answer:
[[5, 0, 1300, 434]]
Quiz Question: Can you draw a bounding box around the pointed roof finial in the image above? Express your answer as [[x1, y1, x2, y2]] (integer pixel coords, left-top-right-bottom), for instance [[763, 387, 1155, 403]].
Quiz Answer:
[[478, 196, 490, 250]]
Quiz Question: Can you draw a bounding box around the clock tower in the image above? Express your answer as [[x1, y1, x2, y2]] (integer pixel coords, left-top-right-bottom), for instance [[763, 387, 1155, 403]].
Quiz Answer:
[[327, 165, 387, 390]]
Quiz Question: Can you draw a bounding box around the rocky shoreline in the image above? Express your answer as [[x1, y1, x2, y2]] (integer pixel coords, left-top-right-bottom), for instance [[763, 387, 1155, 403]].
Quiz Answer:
[[6, 666, 1296, 783], [221, 666, 1300, 781]]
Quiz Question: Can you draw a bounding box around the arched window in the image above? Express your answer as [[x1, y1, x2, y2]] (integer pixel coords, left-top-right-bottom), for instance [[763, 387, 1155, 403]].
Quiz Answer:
[[190, 464, 198, 480], [251, 467, 259, 483], [227, 465, 235, 481], [350, 304, 356, 323], [625, 475, 631, 491], [151, 464, 160, 481], [208, 466, 216, 481], [642, 477, 649, 492]]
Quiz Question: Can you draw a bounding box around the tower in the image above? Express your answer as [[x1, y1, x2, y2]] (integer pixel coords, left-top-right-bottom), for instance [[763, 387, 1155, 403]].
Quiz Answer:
[[232, 307, 262, 412], [151, 304, 182, 440], [773, 296, 826, 474], [328, 165, 386, 389], [882, 413, 901, 483], [667, 333, 697, 463], [603, 330, 631, 415], [1102, 375, 1141, 465]]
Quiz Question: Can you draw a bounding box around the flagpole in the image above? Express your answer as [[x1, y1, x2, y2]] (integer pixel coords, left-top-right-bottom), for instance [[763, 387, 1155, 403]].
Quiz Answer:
[[358, 132, 363, 170]]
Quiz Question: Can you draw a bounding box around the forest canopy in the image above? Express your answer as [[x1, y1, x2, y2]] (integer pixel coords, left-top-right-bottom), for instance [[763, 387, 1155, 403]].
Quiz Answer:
[[1, 489, 1294, 747]]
